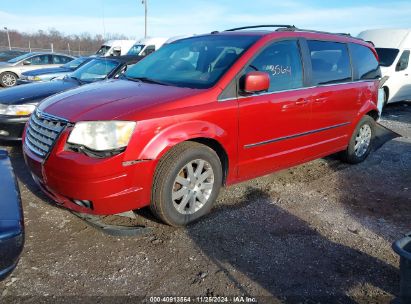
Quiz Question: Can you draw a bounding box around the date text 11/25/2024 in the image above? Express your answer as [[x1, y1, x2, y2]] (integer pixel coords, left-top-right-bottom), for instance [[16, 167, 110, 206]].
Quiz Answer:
[[149, 296, 257, 303]]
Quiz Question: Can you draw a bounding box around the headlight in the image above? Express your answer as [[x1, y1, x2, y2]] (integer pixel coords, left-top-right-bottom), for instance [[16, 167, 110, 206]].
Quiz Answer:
[[28, 76, 41, 81], [0, 103, 37, 116], [67, 121, 136, 151]]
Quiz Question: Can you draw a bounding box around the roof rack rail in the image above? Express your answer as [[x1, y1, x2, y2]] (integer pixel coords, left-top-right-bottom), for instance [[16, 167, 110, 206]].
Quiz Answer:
[[293, 28, 364, 41], [225, 25, 296, 32], [222, 25, 365, 42]]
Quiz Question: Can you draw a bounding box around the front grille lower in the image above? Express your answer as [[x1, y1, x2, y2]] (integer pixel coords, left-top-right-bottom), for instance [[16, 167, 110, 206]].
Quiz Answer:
[[25, 109, 68, 158]]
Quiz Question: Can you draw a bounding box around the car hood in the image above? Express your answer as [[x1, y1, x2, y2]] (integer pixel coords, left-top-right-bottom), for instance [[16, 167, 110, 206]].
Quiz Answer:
[[39, 79, 203, 122], [23, 67, 71, 77], [0, 80, 79, 105]]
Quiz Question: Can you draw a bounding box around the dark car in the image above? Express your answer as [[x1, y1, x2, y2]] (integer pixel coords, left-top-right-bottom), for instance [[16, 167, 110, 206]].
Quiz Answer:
[[0, 50, 27, 62], [0, 150, 24, 280], [18, 57, 91, 85], [0, 55, 142, 141]]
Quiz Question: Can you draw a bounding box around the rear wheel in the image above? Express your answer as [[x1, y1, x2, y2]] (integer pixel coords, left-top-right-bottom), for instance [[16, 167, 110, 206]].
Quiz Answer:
[[151, 142, 223, 226], [340, 116, 375, 164], [0, 72, 18, 87]]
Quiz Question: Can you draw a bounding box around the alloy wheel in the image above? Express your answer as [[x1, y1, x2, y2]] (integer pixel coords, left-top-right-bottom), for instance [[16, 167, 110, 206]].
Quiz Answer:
[[354, 124, 372, 157], [2, 73, 17, 87], [172, 159, 215, 215]]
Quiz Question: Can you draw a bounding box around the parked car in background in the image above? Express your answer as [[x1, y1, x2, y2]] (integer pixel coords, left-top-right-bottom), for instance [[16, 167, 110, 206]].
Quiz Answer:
[[18, 57, 91, 85], [0, 55, 143, 141], [0, 50, 27, 62], [0, 52, 75, 88], [22, 25, 382, 227], [126, 37, 168, 56], [0, 150, 24, 281], [358, 29, 411, 106], [94, 40, 136, 57]]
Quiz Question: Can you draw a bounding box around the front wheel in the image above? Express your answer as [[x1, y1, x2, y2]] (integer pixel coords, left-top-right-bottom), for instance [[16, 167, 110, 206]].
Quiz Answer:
[[151, 142, 223, 226], [340, 116, 375, 164], [0, 72, 18, 87]]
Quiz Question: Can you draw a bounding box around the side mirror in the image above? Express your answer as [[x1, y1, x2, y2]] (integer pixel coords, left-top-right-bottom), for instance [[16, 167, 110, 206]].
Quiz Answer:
[[22, 60, 31, 66], [242, 72, 270, 94]]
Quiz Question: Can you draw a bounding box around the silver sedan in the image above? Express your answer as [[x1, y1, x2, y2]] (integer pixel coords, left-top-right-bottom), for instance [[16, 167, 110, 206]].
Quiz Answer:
[[0, 52, 75, 87]]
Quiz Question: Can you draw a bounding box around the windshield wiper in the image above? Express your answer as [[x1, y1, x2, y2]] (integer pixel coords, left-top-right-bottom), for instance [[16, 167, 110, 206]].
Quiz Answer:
[[126, 76, 171, 86]]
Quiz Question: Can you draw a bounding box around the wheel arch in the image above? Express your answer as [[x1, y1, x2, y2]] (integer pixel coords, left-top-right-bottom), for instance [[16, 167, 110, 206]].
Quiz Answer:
[[0, 71, 19, 78], [366, 109, 379, 121], [132, 120, 233, 185], [189, 137, 229, 185]]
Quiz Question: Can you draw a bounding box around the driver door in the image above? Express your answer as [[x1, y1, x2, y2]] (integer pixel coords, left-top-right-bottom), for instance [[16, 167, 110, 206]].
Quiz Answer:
[[238, 39, 314, 180]]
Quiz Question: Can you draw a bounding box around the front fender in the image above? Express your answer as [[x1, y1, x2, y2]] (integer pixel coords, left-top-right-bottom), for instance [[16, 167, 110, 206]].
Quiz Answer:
[[135, 120, 229, 161]]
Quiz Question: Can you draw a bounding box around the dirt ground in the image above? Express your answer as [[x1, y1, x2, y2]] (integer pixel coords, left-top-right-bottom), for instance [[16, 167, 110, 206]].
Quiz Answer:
[[0, 102, 410, 303]]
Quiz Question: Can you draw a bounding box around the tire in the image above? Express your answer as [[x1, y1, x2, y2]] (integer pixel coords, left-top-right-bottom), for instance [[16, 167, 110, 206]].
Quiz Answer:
[[341, 116, 375, 164], [0, 72, 18, 87], [383, 87, 389, 109], [151, 141, 223, 227]]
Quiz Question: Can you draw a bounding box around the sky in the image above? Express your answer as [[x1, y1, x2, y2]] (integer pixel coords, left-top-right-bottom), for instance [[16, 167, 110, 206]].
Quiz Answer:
[[0, 0, 410, 39]]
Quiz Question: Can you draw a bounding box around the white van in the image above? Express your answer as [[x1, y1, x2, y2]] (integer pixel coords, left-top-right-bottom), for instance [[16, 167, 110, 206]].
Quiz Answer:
[[358, 29, 411, 105], [126, 37, 168, 56], [95, 40, 136, 57]]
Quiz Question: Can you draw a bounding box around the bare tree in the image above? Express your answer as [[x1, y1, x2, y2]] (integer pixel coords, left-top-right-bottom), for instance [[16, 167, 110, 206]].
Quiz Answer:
[[0, 28, 129, 55]]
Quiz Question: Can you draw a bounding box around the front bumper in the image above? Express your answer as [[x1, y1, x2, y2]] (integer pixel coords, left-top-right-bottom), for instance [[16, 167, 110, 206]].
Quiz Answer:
[[0, 115, 29, 141], [23, 131, 157, 215]]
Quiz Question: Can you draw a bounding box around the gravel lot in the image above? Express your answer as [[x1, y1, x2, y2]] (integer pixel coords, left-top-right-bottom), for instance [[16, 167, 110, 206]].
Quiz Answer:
[[0, 102, 410, 303]]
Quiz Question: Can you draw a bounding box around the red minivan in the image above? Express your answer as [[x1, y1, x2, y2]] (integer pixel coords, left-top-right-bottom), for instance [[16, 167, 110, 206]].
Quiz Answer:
[[23, 25, 382, 226]]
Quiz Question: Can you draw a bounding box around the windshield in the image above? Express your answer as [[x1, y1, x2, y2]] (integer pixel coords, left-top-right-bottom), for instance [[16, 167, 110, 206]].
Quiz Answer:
[[62, 57, 88, 69], [95, 45, 111, 56], [125, 35, 259, 89], [127, 44, 145, 55], [69, 59, 120, 82], [375, 48, 400, 67], [7, 53, 34, 63]]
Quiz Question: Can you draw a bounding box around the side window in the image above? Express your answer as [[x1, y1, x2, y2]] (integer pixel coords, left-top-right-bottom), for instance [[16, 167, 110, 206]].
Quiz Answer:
[[28, 55, 50, 65], [396, 50, 410, 72], [53, 55, 72, 64], [350, 43, 381, 80], [142, 45, 156, 56], [246, 40, 303, 92], [307, 40, 351, 85]]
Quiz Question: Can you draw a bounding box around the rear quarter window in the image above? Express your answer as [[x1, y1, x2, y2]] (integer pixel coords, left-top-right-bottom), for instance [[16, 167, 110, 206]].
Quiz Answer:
[[350, 43, 381, 80], [307, 40, 352, 85]]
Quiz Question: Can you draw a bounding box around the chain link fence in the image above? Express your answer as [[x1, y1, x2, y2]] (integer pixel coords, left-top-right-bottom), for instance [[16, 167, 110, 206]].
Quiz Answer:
[[0, 45, 94, 57]]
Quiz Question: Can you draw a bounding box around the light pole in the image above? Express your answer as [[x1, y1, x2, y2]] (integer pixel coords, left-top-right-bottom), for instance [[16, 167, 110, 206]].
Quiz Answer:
[[142, 0, 148, 38], [4, 27, 11, 50]]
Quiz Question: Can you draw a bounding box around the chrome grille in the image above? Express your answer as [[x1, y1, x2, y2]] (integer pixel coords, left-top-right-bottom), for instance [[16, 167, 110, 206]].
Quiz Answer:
[[25, 109, 68, 158]]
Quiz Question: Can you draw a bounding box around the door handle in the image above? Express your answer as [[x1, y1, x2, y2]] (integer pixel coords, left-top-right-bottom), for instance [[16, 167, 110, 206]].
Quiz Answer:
[[314, 97, 327, 103], [295, 99, 308, 105]]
